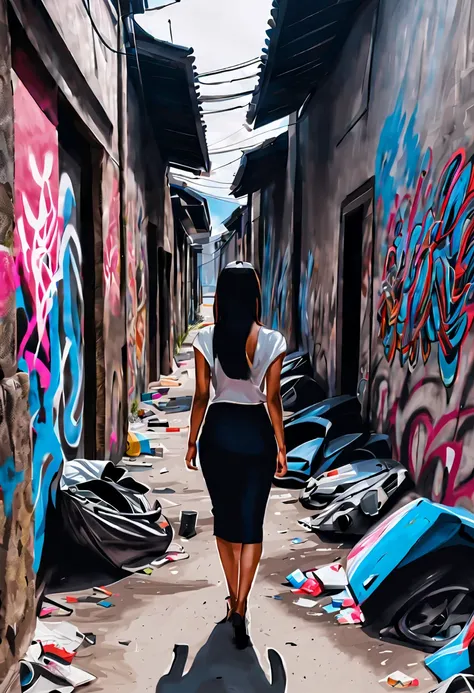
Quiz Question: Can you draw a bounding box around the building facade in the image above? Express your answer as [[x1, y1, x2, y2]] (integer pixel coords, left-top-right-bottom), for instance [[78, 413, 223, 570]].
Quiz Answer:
[[239, 0, 474, 513]]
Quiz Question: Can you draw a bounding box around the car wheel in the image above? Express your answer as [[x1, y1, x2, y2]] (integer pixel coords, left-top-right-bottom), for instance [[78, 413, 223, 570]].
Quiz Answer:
[[395, 583, 474, 649]]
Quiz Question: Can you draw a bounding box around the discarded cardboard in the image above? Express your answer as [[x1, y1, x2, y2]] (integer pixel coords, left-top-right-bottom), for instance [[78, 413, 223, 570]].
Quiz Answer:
[[382, 672, 419, 688]]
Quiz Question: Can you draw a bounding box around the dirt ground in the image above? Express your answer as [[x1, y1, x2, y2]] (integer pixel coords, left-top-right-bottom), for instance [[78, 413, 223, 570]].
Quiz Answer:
[[52, 317, 439, 693]]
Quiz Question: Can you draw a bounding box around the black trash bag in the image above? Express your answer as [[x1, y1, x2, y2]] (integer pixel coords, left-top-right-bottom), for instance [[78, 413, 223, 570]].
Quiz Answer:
[[281, 375, 326, 412], [58, 477, 173, 572]]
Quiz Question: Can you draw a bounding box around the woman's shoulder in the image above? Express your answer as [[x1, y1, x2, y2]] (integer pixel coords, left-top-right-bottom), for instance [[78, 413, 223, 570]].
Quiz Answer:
[[259, 327, 287, 353]]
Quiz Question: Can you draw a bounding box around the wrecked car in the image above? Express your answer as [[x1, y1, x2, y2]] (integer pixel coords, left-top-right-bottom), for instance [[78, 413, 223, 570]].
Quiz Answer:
[[298, 458, 409, 535], [347, 499, 474, 668]]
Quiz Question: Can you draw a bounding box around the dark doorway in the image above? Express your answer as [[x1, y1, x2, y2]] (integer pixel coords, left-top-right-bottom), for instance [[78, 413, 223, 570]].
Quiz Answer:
[[147, 223, 159, 383], [158, 247, 173, 375], [58, 98, 97, 459], [337, 179, 375, 405]]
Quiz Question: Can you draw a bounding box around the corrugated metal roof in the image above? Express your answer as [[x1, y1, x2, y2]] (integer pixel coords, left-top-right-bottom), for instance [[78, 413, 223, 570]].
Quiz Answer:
[[231, 132, 288, 198], [129, 22, 210, 173], [248, 0, 368, 128]]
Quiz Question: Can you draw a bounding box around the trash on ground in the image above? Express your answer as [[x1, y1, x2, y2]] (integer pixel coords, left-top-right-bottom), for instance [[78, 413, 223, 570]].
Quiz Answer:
[[382, 671, 419, 688], [153, 487, 176, 494], [94, 586, 113, 597], [293, 578, 323, 597], [119, 640, 131, 646], [331, 588, 355, 609], [277, 530, 288, 534], [293, 597, 319, 608], [160, 467, 169, 474], [271, 493, 292, 500], [97, 600, 114, 608], [286, 568, 307, 588], [285, 642, 297, 646], [179, 510, 198, 539], [337, 605, 365, 625], [323, 603, 341, 614], [291, 538, 307, 545], [312, 562, 348, 590]]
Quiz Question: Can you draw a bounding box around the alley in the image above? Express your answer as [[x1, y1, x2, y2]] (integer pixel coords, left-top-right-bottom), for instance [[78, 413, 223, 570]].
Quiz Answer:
[[46, 317, 437, 693]]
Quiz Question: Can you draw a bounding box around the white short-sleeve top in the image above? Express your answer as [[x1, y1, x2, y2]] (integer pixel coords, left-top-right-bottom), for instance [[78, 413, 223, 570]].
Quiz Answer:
[[193, 325, 287, 405]]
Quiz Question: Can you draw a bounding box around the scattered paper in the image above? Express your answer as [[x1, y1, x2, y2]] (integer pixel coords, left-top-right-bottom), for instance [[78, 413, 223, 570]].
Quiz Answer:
[[286, 569, 307, 588], [314, 563, 348, 590], [277, 530, 288, 535], [294, 598, 319, 608], [160, 467, 169, 474], [382, 672, 419, 688], [337, 605, 364, 625], [323, 603, 340, 614]]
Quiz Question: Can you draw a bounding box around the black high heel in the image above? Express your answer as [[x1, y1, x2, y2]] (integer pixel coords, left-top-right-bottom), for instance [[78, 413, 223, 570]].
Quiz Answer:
[[217, 596, 232, 624], [231, 612, 250, 650]]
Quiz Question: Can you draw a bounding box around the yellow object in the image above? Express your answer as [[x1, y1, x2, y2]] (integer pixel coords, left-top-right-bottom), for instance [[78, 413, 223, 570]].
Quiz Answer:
[[127, 432, 141, 457]]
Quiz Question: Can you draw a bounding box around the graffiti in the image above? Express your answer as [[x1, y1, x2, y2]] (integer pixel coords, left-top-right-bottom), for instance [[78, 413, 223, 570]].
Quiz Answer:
[[101, 157, 124, 458], [377, 146, 474, 388], [126, 191, 148, 402], [14, 79, 84, 566]]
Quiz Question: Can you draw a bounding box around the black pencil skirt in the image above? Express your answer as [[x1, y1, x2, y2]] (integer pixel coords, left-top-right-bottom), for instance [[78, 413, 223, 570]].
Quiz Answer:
[[198, 402, 277, 544]]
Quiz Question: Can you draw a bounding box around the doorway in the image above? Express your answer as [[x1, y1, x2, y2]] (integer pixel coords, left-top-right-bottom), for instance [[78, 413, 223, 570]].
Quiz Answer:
[[337, 179, 375, 415]]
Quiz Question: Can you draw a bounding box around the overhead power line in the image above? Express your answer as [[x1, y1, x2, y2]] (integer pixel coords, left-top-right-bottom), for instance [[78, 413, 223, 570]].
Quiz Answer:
[[198, 73, 259, 86], [200, 90, 254, 103], [210, 156, 243, 172], [82, 0, 129, 55], [203, 104, 249, 115], [197, 57, 261, 78]]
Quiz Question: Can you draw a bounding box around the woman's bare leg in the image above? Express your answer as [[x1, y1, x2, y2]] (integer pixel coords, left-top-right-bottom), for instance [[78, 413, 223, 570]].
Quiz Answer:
[[216, 537, 242, 610], [235, 542, 262, 616]]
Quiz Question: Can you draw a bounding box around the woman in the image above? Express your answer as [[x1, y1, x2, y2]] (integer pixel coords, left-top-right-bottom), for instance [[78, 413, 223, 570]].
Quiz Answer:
[[185, 261, 287, 650]]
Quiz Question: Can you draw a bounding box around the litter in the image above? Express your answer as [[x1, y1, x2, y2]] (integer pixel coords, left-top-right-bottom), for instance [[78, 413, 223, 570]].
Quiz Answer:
[[152, 487, 175, 494], [97, 600, 113, 608], [323, 603, 340, 614], [179, 510, 198, 539], [291, 538, 307, 545], [313, 562, 348, 590], [170, 570, 179, 575], [271, 493, 292, 500], [382, 659, 389, 666], [119, 640, 131, 646], [337, 605, 364, 625], [41, 644, 75, 664], [65, 596, 102, 604], [122, 458, 153, 468], [277, 530, 288, 534], [35, 621, 84, 652], [142, 567, 153, 575], [297, 578, 323, 597], [381, 672, 419, 688], [285, 642, 297, 646], [294, 598, 319, 608], [151, 551, 189, 568], [84, 633, 96, 646], [94, 586, 113, 597], [331, 589, 355, 609], [316, 548, 334, 552], [265, 595, 283, 600], [286, 569, 307, 588], [160, 467, 169, 474]]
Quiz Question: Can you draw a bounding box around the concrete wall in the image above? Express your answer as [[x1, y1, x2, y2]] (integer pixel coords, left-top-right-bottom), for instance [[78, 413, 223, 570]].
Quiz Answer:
[[292, 0, 474, 509], [0, 1, 34, 686]]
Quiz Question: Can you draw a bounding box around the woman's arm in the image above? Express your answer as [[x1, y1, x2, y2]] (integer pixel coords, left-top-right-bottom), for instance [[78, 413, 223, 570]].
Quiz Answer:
[[266, 353, 287, 478], [185, 348, 210, 470]]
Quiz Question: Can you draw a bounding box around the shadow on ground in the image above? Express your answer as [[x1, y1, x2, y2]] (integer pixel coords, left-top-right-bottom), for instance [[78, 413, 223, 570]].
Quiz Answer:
[[156, 623, 287, 693]]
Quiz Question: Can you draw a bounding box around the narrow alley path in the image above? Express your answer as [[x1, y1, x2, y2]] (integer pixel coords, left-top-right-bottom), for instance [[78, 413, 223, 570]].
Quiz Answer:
[[52, 313, 438, 693]]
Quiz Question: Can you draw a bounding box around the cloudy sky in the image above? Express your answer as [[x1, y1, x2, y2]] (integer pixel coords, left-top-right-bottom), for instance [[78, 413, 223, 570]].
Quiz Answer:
[[138, 0, 287, 233]]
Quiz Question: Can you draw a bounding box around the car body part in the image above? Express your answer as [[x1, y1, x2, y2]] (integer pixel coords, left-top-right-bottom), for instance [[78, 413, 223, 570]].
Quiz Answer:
[[281, 351, 313, 378], [346, 499, 474, 664], [299, 459, 408, 535], [273, 438, 325, 489], [281, 375, 326, 412], [284, 395, 364, 439], [429, 674, 474, 693]]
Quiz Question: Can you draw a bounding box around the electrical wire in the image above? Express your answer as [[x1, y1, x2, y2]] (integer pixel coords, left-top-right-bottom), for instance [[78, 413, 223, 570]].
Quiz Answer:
[[200, 90, 254, 103], [211, 156, 243, 172], [203, 104, 249, 115], [209, 122, 293, 154], [175, 177, 234, 187], [82, 0, 129, 55], [197, 73, 259, 86], [197, 57, 261, 78]]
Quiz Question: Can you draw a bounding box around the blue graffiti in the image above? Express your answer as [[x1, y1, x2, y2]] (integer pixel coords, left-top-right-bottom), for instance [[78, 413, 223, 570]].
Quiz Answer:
[[0, 455, 24, 518]]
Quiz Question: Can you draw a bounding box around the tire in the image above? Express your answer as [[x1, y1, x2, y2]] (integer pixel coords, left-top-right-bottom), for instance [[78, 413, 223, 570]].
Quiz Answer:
[[363, 547, 474, 652]]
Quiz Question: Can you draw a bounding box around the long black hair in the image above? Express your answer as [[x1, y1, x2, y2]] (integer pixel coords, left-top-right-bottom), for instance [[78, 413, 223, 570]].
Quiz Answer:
[[213, 262, 262, 380]]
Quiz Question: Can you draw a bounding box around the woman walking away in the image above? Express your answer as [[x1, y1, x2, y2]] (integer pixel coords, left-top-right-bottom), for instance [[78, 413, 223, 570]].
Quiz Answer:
[[185, 261, 287, 650]]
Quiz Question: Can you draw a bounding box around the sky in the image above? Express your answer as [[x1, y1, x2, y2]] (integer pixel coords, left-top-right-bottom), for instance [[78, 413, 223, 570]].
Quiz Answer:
[[138, 0, 288, 235]]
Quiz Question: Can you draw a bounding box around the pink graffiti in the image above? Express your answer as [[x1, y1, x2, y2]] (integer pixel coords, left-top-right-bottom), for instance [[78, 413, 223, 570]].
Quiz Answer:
[[0, 248, 15, 318], [103, 176, 121, 319]]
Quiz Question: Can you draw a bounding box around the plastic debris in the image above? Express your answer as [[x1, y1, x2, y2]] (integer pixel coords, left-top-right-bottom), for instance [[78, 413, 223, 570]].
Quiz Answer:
[[277, 530, 288, 534], [286, 569, 307, 588], [160, 467, 169, 474], [271, 493, 292, 500], [94, 586, 113, 597], [382, 672, 419, 688], [297, 578, 323, 597], [323, 603, 341, 614], [331, 588, 355, 609], [285, 642, 297, 646], [293, 597, 319, 608], [97, 600, 113, 608], [179, 510, 198, 539], [151, 551, 189, 568], [337, 605, 365, 625], [313, 562, 348, 590], [291, 538, 307, 545], [119, 640, 131, 646], [41, 644, 76, 664]]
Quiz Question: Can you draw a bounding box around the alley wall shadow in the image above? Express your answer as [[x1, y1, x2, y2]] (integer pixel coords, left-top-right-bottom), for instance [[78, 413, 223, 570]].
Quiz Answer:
[[156, 623, 286, 693]]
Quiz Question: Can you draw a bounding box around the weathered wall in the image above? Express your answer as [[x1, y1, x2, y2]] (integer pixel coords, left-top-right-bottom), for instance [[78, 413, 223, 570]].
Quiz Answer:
[[0, 2, 34, 685], [295, 0, 474, 509]]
